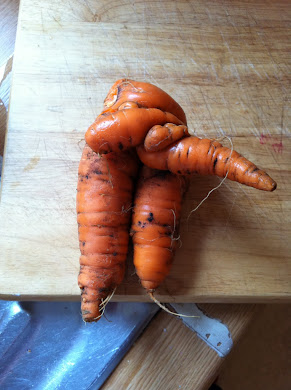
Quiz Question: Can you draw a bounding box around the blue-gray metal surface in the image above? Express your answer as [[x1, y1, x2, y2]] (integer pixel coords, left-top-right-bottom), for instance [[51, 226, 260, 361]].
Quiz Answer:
[[0, 301, 159, 390]]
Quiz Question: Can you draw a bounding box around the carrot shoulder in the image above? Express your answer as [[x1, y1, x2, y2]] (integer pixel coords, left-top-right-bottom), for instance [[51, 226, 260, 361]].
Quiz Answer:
[[77, 144, 138, 322], [131, 166, 189, 292], [137, 136, 277, 192]]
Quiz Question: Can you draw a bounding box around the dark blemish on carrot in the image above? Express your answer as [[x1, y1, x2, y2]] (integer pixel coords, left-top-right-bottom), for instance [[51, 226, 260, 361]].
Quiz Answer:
[[117, 85, 122, 101], [94, 168, 103, 175], [113, 252, 117, 256], [118, 142, 124, 150], [252, 167, 259, 172], [177, 170, 182, 174], [213, 157, 218, 170], [137, 221, 142, 226], [155, 171, 168, 179], [186, 148, 190, 157], [98, 287, 111, 293], [147, 212, 154, 222], [82, 241, 85, 246], [85, 175, 89, 179]]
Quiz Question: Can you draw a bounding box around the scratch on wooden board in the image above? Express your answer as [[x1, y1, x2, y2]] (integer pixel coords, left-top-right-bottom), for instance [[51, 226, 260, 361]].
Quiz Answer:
[[211, 62, 220, 83], [98, 22, 129, 79], [51, 14, 63, 28], [259, 105, 285, 154], [24, 156, 40, 172], [82, 0, 97, 22], [199, 86, 218, 132], [256, 30, 289, 101], [237, 84, 260, 136], [249, 63, 262, 79], [223, 3, 238, 31], [219, 31, 241, 82]]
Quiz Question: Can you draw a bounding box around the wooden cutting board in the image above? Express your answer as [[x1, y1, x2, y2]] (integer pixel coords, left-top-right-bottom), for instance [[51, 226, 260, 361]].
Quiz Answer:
[[0, 0, 290, 302]]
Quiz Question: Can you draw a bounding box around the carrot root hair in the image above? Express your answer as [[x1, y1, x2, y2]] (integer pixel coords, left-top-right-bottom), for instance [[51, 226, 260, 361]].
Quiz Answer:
[[84, 288, 116, 323], [186, 136, 233, 224], [148, 292, 200, 318]]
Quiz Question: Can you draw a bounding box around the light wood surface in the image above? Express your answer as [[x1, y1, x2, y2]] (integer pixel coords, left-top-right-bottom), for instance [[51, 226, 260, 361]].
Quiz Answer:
[[102, 304, 257, 390], [0, 0, 290, 301]]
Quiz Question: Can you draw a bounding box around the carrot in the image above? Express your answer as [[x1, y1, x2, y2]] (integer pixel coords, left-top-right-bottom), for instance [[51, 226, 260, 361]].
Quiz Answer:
[[137, 135, 277, 191], [101, 78, 187, 124], [85, 108, 185, 154], [144, 123, 188, 152], [131, 165, 189, 292], [77, 144, 139, 322]]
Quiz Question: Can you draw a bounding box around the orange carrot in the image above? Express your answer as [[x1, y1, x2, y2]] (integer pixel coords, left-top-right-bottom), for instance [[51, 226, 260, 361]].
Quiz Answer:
[[131, 166, 189, 292], [85, 108, 184, 154], [144, 123, 189, 152], [137, 136, 277, 191], [77, 144, 139, 322], [102, 79, 187, 124]]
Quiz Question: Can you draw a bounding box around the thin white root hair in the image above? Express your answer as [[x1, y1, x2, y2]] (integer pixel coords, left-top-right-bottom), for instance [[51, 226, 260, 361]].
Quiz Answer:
[[187, 136, 233, 223], [90, 288, 116, 322], [121, 205, 134, 214], [170, 208, 183, 249], [149, 292, 200, 318], [100, 288, 116, 309]]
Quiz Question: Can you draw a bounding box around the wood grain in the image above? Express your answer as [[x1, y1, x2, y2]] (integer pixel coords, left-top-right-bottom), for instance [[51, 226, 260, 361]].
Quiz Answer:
[[102, 304, 257, 390], [0, 0, 290, 301]]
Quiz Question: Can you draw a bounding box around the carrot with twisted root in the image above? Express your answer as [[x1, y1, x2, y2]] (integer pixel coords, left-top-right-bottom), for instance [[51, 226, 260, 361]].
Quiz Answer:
[[85, 108, 187, 154], [138, 128, 277, 191], [77, 80, 277, 322], [77, 144, 139, 322], [101, 78, 187, 124], [85, 79, 188, 154]]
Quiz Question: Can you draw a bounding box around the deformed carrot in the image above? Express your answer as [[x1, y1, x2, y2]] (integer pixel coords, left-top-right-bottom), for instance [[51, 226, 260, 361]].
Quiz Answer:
[[137, 136, 277, 191], [102, 78, 187, 124], [77, 144, 139, 322], [85, 108, 184, 154], [131, 166, 189, 292]]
